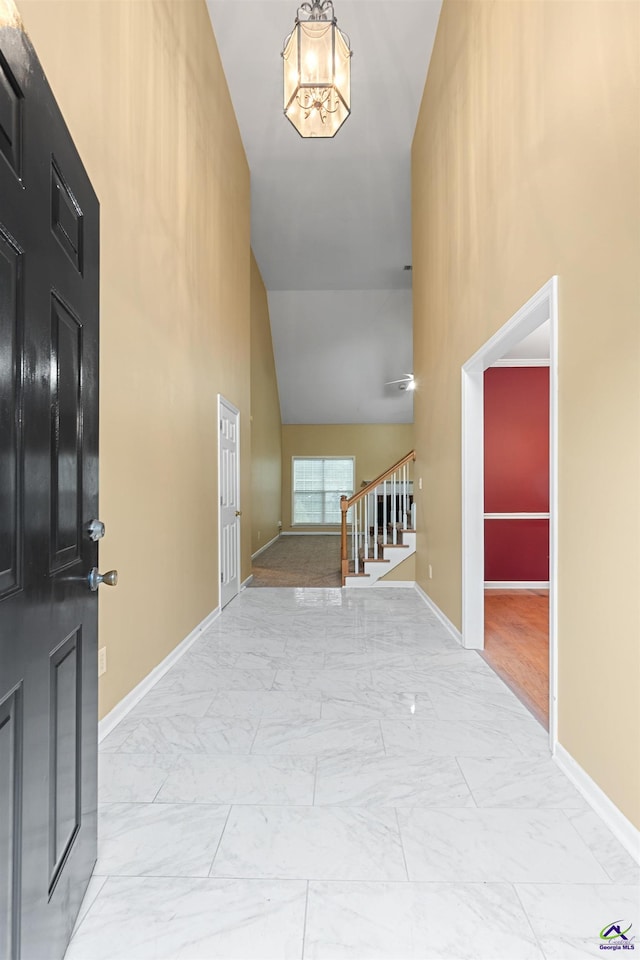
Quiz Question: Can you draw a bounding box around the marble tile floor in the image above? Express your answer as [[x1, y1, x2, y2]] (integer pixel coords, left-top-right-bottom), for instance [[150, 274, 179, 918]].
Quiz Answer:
[[65, 588, 639, 960]]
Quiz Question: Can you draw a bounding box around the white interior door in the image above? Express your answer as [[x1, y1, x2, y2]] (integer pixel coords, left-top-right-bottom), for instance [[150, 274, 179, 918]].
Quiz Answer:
[[218, 396, 240, 608]]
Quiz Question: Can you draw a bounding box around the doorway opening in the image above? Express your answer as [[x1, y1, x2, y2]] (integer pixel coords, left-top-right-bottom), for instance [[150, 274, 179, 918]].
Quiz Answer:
[[461, 278, 558, 749]]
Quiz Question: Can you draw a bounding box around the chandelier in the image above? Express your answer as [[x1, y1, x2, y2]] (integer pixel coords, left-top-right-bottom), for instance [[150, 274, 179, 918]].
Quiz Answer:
[[282, 0, 353, 138]]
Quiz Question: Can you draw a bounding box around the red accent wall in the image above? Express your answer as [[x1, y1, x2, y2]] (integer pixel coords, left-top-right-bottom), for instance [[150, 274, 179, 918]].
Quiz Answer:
[[485, 519, 549, 581], [484, 367, 549, 581]]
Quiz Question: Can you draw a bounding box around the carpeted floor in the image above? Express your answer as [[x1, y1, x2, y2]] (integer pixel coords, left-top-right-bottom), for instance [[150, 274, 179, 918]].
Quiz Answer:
[[250, 535, 343, 588]]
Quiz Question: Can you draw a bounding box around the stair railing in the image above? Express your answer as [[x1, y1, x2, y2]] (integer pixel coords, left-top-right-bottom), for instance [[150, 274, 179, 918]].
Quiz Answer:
[[340, 450, 416, 584]]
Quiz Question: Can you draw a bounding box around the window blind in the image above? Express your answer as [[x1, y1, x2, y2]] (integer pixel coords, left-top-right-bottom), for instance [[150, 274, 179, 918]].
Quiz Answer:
[[292, 457, 354, 525]]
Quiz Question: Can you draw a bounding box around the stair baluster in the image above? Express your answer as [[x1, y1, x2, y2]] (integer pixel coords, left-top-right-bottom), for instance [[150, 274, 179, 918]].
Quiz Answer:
[[340, 450, 416, 586]]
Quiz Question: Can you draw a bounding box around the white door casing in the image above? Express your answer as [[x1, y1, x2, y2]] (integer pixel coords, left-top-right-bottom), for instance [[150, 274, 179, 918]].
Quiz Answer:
[[461, 277, 559, 750], [218, 396, 240, 608]]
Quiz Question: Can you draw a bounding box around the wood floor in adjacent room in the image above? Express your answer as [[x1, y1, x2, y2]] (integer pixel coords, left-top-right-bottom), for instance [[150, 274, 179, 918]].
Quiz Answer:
[[482, 589, 550, 729]]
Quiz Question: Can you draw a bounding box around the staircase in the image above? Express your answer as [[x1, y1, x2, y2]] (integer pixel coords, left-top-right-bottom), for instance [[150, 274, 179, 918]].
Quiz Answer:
[[340, 451, 416, 587]]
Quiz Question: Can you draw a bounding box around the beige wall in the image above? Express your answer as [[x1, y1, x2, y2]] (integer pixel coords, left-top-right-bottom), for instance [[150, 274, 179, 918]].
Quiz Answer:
[[250, 253, 282, 555], [282, 424, 414, 532], [16, 0, 253, 717], [413, 0, 640, 826], [379, 553, 415, 583]]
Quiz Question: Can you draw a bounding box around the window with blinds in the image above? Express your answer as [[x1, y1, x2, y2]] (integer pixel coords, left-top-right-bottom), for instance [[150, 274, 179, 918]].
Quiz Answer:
[[292, 457, 355, 525]]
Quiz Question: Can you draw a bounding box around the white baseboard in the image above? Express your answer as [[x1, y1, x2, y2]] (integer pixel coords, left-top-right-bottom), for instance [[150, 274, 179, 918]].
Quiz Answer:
[[282, 530, 341, 536], [373, 580, 416, 589], [414, 583, 463, 646], [485, 581, 550, 589], [251, 534, 280, 560], [98, 606, 220, 742], [554, 743, 640, 864], [241, 574, 254, 589]]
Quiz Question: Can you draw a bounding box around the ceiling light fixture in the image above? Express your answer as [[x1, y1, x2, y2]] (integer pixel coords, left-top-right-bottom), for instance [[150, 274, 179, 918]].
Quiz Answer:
[[282, 0, 352, 138], [385, 374, 416, 392]]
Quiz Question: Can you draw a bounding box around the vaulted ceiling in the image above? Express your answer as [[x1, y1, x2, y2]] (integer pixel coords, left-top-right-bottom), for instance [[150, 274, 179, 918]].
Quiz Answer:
[[206, 0, 443, 423]]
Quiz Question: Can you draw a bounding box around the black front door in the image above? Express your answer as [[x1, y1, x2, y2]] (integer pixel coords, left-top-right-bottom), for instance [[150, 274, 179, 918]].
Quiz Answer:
[[1, 15, 100, 960]]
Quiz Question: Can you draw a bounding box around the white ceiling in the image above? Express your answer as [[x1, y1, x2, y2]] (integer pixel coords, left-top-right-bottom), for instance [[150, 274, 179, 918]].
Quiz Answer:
[[206, 0, 443, 423], [499, 320, 551, 361]]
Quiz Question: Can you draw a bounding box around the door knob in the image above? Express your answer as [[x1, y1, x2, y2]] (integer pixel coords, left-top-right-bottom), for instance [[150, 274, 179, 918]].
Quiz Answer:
[[235, 510, 242, 517], [87, 568, 118, 592]]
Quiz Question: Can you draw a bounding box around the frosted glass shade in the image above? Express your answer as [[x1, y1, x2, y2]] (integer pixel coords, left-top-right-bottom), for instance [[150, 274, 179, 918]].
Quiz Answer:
[[283, 18, 351, 138]]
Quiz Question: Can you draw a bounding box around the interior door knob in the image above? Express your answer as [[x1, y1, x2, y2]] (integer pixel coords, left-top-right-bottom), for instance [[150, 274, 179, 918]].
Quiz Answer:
[[87, 568, 118, 592], [235, 510, 242, 517]]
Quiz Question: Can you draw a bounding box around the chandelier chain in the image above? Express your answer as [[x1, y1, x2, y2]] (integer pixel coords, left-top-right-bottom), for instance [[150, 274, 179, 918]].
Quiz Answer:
[[297, 0, 335, 23]]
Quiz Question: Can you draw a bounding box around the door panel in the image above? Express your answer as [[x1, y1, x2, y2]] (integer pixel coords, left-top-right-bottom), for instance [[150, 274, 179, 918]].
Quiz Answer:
[[0, 49, 22, 178], [50, 293, 83, 571], [0, 684, 22, 960], [50, 159, 84, 273], [0, 16, 100, 960], [48, 629, 82, 895], [0, 230, 22, 599]]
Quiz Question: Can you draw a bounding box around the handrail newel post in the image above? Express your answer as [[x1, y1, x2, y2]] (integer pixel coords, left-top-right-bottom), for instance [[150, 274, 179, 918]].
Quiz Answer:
[[340, 495, 349, 584]]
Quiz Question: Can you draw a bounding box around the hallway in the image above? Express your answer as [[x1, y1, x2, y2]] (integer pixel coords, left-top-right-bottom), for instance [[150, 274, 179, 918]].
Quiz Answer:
[[66, 588, 638, 959]]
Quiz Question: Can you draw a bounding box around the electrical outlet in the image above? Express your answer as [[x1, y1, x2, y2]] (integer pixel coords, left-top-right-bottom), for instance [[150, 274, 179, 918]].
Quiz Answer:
[[98, 647, 107, 677], [428, 564, 433, 580], [258, 530, 261, 541], [419, 477, 423, 490]]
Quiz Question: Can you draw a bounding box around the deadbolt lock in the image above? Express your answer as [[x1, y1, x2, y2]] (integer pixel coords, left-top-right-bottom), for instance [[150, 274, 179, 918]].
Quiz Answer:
[[86, 519, 106, 541]]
